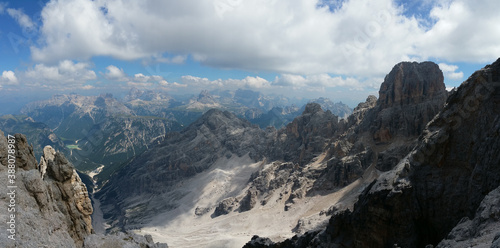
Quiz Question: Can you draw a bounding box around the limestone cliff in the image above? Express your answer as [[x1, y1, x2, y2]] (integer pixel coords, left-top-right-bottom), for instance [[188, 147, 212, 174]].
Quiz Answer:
[[0, 132, 93, 248], [244, 59, 500, 248], [0, 131, 169, 248], [366, 61, 448, 143]]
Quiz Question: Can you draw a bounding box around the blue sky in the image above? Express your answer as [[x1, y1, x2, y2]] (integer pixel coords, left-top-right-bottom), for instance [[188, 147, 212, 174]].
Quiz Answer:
[[0, 0, 499, 113]]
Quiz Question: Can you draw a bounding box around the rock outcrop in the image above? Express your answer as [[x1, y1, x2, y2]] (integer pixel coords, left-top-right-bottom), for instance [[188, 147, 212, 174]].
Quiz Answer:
[[308, 61, 447, 194], [0, 131, 169, 248], [364, 61, 448, 143], [0, 133, 93, 248], [270, 103, 340, 165], [245, 58, 500, 247]]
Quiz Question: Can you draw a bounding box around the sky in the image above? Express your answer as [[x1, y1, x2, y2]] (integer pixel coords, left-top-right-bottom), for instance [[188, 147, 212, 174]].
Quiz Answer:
[[0, 0, 499, 113]]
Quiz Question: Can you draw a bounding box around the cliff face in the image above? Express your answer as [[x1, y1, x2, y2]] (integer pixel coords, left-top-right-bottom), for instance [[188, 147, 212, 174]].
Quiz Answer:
[[363, 61, 448, 143], [0, 132, 93, 248], [0, 131, 170, 248], [245, 58, 500, 247], [308, 61, 447, 194], [270, 103, 340, 165]]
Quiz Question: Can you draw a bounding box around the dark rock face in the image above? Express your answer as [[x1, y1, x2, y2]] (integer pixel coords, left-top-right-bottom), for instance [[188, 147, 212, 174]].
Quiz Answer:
[[437, 186, 500, 247], [378, 61, 445, 108], [271, 103, 340, 165], [239, 189, 258, 212], [247, 58, 500, 248], [363, 61, 448, 143], [307, 62, 447, 195], [213, 197, 239, 217], [346, 95, 377, 127]]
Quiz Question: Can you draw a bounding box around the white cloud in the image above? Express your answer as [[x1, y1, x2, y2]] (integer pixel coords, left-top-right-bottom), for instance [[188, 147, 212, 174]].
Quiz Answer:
[[104, 65, 127, 81], [419, 0, 500, 62], [158, 80, 187, 88], [176, 73, 363, 96], [0, 71, 18, 85], [29, 0, 500, 86], [24, 60, 96, 87], [133, 73, 163, 83], [7, 8, 35, 30], [438, 63, 464, 80], [273, 74, 362, 90], [104, 65, 169, 88]]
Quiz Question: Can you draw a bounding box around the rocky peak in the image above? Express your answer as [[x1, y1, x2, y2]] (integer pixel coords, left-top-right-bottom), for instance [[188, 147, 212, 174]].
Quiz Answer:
[[250, 58, 500, 248], [189, 108, 253, 133], [308, 98, 353, 118], [126, 87, 170, 102], [302, 102, 323, 115], [270, 102, 339, 165], [347, 95, 377, 126], [359, 61, 448, 143], [197, 90, 217, 104], [378, 61, 446, 108]]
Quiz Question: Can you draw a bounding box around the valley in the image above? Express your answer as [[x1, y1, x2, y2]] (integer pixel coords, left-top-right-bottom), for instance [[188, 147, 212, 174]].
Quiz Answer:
[[1, 1, 498, 247], [1, 59, 499, 248]]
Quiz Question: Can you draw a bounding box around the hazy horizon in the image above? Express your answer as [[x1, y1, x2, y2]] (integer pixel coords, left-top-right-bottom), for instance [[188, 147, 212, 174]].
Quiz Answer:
[[1, 0, 498, 114]]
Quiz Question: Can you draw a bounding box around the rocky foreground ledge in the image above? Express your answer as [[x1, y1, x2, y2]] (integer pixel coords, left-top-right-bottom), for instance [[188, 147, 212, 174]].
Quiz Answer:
[[0, 131, 168, 248]]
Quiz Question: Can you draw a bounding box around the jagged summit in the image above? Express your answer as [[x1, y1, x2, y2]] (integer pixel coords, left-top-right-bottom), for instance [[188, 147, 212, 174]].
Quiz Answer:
[[378, 61, 446, 108], [358, 61, 448, 143], [198, 89, 215, 103], [184, 108, 256, 134], [302, 102, 323, 115], [245, 58, 500, 248]]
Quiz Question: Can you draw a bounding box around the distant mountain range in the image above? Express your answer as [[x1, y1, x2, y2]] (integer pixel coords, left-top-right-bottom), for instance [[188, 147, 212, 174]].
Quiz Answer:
[[1, 89, 350, 189], [3, 59, 497, 248]]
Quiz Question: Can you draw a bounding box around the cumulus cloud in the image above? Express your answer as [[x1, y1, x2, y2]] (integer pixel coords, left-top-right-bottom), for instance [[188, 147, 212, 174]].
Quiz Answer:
[[7, 8, 35, 30], [133, 73, 163, 83], [0, 71, 18, 85], [273, 74, 362, 90], [104, 65, 171, 89], [24, 60, 96, 87], [438, 63, 464, 80], [419, 1, 500, 62], [104, 65, 128, 81], [176, 73, 362, 95], [30, 0, 500, 80], [158, 80, 187, 88]]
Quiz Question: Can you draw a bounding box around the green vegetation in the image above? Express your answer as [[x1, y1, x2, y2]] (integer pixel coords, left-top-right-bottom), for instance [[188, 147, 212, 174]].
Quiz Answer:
[[66, 145, 81, 150]]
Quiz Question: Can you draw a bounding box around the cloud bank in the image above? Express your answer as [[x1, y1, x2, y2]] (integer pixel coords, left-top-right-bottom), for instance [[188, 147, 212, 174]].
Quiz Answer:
[[30, 0, 500, 78]]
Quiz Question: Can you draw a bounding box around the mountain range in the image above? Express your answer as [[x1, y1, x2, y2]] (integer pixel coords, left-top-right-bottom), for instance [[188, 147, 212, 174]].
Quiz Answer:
[[0, 58, 499, 248]]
